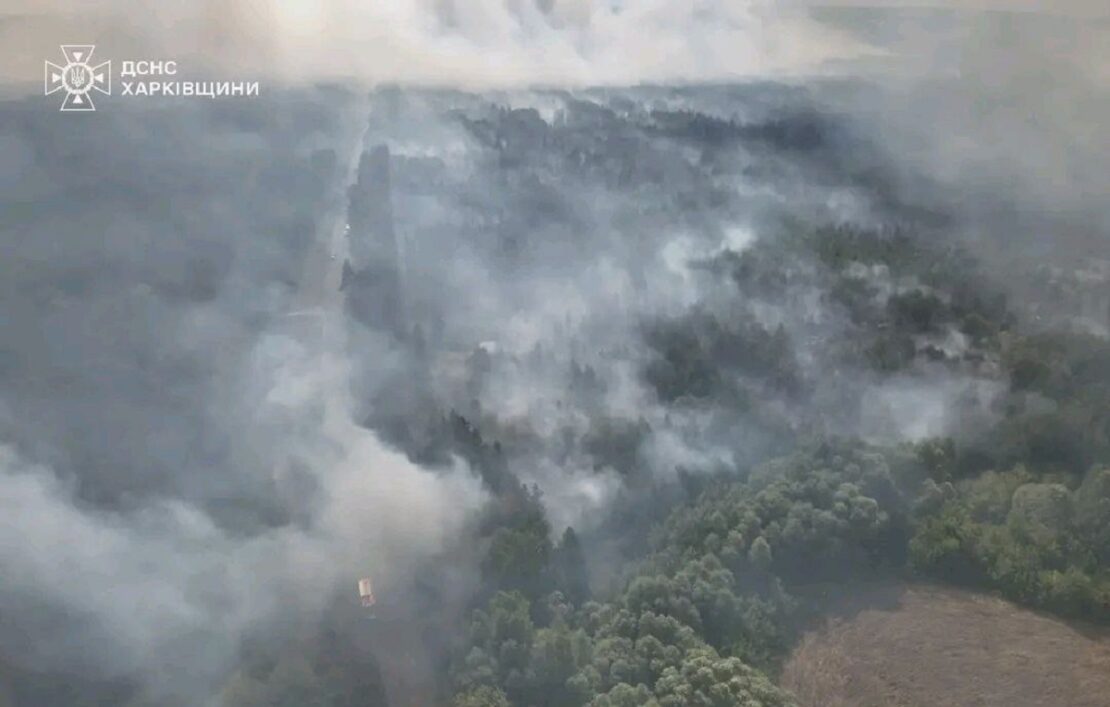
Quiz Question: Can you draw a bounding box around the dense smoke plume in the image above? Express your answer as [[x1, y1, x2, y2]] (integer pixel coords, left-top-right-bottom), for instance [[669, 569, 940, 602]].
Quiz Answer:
[[0, 93, 484, 703]]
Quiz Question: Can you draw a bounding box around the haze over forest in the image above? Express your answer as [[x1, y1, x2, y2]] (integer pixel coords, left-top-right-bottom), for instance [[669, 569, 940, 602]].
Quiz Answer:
[[0, 2, 1108, 706]]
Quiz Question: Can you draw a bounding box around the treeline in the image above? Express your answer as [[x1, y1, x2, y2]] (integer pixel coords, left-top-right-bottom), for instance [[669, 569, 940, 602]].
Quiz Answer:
[[911, 465, 1110, 619], [449, 442, 896, 706], [448, 223, 1110, 706], [451, 431, 1110, 706], [218, 218, 1109, 706]]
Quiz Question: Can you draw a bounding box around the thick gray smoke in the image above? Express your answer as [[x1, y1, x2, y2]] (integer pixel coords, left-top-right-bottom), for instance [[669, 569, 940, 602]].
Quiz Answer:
[[815, 5, 1110, 250], [341, 84, 1014, 534], [0, 92, 484, 703], [808, 5, 1110, 332]]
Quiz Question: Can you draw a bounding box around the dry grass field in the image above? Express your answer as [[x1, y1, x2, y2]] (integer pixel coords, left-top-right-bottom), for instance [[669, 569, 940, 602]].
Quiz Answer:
[[781, 584, 1110, 707]]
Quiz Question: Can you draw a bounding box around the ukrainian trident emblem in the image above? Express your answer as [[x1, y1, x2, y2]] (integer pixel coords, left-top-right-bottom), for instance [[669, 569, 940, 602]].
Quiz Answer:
[[45, 45, 111, 111]]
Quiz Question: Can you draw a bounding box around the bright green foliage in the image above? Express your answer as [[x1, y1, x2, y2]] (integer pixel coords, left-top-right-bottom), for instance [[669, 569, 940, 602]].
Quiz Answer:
[[570, 607, 794, 707], [586, 648, 795, 707], [658, 443, 904, 582], [452, 442, 910, 707], [589, 683, 658, 707], [453, 418, 1110, 707], [910, 465, 1110, 620], [652, 650, 793, 707], [456, 590, 594, 707]]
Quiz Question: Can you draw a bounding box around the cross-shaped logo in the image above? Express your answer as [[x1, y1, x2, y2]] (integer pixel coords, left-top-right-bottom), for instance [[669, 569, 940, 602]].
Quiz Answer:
[[45, 45, 111, 111]]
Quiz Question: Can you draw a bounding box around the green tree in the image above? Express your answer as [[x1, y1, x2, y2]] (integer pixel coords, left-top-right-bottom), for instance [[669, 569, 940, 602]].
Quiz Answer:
[[555, 527, 591, 605], [454, 685, 511, 707], [748, 537, 772, 570], [653, 649, 795, 707], [484, 515, 554, 597]]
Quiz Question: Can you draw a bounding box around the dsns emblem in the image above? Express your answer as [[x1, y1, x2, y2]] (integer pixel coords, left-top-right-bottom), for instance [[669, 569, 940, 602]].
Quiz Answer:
[[45, 45, 111, 111]]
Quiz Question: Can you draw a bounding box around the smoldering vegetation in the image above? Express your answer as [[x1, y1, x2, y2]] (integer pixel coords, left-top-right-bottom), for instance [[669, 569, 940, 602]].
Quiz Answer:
[[346, 84, 1022, 528], [1, 29, 1109, 707], [337, 83, 1108, 707]]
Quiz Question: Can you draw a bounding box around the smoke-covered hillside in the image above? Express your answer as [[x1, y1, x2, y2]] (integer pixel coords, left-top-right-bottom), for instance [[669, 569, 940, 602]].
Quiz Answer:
[[1, 5, 1109, 707], [344, 85, 1021, 530], [1, 76, 1106, 705]]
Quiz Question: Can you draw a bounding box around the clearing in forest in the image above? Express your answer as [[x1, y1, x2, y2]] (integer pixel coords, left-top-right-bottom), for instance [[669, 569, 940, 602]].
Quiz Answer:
[[782, 584, 1110, 707]]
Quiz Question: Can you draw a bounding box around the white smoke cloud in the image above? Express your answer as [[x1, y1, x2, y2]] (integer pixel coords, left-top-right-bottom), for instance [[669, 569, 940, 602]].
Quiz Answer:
[[0, 323, 484, 701], [4, 1, 1108, 90], [1, 0, 873, 87], [0, 88, 488, 702]]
